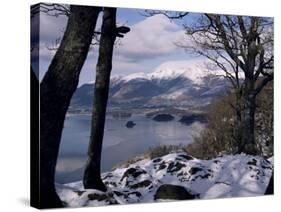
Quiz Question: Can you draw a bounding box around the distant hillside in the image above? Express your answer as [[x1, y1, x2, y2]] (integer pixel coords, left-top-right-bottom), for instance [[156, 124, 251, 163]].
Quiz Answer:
[[69, 63, 231, 111]]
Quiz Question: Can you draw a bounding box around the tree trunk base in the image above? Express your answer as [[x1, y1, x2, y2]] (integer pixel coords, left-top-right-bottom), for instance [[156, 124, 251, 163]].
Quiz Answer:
[[83, 165, 107, 191], [265, 174, 273, 195], [83, 178, 107, 192], [40, 187, 63, 209], [243, 143, 258, 155]]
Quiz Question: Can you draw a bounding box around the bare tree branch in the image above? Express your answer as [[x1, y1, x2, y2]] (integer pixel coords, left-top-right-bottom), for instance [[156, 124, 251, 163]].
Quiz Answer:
[[39, 3, 70, 17], [140, 10, 189, 20]]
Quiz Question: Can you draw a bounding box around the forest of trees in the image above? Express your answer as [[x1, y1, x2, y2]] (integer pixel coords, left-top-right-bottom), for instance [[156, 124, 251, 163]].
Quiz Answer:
[[186, 81, 273, 159], [31, 4, 273, 208]]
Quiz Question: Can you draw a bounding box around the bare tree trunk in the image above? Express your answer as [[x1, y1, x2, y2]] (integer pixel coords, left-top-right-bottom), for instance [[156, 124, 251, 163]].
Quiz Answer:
[[240, 80, 258, 155], [83, 8, 117, 191], [40, 6, 101, 208], [265, 173, 274, 195], [233, 90, 242, 152], [30, 66, 40, 207]]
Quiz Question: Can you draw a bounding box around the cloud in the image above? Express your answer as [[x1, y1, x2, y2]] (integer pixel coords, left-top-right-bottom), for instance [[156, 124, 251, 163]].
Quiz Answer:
[[154, 58, 208, 71], [39, 12, 67, 42], [35, 11, 190, 85], [112, 59, 143, 75], [115, 14, 186, 62]]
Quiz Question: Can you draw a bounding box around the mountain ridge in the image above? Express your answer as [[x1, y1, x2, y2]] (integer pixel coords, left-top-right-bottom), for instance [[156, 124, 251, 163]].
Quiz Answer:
[[70, 64, 231, 111]]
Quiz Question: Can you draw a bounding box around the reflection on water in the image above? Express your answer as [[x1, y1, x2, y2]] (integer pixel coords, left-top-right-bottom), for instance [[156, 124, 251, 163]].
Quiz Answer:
[[56, 114, 204, 183]]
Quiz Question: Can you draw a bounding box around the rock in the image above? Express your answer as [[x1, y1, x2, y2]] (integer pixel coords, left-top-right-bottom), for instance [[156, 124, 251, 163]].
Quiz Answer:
[[88, 192, 118, 205], [113, 191, 124, 196], [153, 114, 174, 122], [88, 193, 108, 201], [247, 158, 257, 166], [154, 184, 197, 200], [153, 158, 162, 163], [188, 167, 213, 180], [120, 167, 151, 188], [167, 162, 186, 173], [179, 114, 207, 125], [129, 180, 152, 189], [127, 191, 142, 198], [102, 173, 114, 180], [74, 190, 85, 196], [157, 162, 167, 171], [189, 167, 203, 175], [113, 191, 141, 198], [120, 167, 147, 182], [125, 121, 136, 128], [104, 181, 117, 187], [177, 154, 194, 161]]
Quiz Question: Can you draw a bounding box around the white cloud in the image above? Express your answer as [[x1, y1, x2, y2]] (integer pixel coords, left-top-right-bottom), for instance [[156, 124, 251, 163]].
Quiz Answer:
[[36, 11, 190, 85], [39, 12, 67, 42], [115, 14, 186, 62]]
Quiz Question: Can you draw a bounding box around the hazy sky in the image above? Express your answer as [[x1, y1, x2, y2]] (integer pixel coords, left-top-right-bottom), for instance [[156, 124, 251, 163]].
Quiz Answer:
[[34, 7, 202, 86]]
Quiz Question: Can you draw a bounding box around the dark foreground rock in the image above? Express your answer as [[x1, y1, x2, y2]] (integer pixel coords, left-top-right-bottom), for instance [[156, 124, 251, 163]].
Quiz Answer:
[[154, 184, 197, 200], [153, 114, 174, 122], [120, 167, 147, 182], [126, 121, 136, 128], [88, 192, 118, 205], [179, 114, 207, 125]]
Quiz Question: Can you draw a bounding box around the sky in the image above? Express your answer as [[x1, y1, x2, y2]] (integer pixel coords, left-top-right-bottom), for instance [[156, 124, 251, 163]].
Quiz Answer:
[[33, 7, 203, 86]]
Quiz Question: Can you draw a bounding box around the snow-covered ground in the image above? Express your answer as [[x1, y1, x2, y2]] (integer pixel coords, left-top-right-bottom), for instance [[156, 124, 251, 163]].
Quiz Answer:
[[56, 153, 273, 208]]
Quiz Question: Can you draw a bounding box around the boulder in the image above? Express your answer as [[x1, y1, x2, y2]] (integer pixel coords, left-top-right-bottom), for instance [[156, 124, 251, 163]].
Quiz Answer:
[[154, 184, 197, 200], [88, 192, 119, 205], [167, 162, 186, 173], [88, 193, 108, 201], [153, 114, 174, 122], [120, 167, 147, 182], [189, 167, 203, 175], [129, 180, 152, 189]]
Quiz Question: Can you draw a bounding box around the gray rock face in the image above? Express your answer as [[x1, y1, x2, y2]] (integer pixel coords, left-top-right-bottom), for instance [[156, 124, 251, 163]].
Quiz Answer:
[[154, 184, 197, 200]]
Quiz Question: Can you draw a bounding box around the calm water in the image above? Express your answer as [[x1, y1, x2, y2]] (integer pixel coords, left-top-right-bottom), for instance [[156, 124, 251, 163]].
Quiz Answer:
[[56, 114, 204, 183]]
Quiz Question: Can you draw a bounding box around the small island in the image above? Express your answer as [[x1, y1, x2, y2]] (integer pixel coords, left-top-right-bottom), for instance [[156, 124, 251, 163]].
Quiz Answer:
[[152, 114, 175, 122], [179, 114, 207, 125], [126, 121, 136, 128]]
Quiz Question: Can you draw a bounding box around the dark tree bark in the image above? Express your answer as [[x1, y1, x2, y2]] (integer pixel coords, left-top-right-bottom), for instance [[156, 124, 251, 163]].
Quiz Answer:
[[40, 5, 101, 208], [240, 80, 257, 154], [83, 8, 117, 191], [30, 66, 40, 207], [265, 173, 274, 195]]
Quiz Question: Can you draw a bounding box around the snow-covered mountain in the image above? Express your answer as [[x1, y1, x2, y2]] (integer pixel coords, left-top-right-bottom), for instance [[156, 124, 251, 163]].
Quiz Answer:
[[56, 152, 273, 207], [70, 61, 231, 110]]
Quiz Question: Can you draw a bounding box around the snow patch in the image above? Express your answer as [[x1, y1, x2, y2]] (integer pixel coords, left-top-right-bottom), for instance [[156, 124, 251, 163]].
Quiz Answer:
[[57, 153, 273, 208]]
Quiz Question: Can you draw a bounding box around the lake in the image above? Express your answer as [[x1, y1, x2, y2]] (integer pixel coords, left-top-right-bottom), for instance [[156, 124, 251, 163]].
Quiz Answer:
[[55, 114, 204, 183]]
